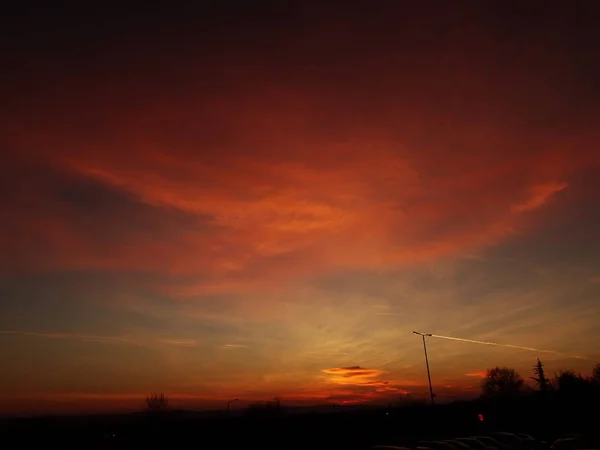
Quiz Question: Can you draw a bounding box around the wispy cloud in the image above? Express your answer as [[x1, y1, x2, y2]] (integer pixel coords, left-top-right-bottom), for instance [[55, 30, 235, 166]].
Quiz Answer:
[[161, 339, 197, 347], [511, 182, 568, 213], [465, 371, 487, 378], [0, 330, 134, 345], [1, 331, 201, 349], [222, 344, 248, 349]]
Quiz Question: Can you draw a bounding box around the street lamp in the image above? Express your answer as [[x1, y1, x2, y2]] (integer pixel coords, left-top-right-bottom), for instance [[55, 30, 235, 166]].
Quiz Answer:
[[227, 398, 239, 414], [413, 331, 435, 405]]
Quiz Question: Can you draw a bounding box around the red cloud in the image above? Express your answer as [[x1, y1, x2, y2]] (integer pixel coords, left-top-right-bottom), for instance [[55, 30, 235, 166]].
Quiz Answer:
[[2, 130, 591, 297], [2, 8, 599, 297]]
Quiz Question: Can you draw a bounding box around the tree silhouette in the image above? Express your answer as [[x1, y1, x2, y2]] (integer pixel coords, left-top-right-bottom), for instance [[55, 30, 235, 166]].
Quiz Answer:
[[592, 363, 600, 385], [554, 370, 589, 395], [247, 397, 283, 417], [481, 366, 524, 398], [146, 392, 169, 413], [531, 358, 550, 392]]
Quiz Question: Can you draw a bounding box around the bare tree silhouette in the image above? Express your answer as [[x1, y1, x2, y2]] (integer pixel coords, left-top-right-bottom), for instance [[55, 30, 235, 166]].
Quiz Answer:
[[146, 392, 169, 413], [481, 366, 524, 398]]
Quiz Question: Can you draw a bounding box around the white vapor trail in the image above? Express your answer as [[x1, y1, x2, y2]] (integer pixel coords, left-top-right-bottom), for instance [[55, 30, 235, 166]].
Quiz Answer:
[[430, 334, 588, 360]]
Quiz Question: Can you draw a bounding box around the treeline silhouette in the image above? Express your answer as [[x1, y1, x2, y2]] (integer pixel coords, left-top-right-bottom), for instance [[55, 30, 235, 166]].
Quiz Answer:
[[466, 360, 599, 434], [480, 359, 600, 400], [1, 360, 598, 450]]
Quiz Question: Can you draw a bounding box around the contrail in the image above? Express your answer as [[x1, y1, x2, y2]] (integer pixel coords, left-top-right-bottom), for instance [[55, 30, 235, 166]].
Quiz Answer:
[[430, 334, 588, 360]]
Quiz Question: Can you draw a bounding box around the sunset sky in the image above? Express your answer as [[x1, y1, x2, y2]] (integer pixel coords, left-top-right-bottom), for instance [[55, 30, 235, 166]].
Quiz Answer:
[[1, 2, 599, 415]]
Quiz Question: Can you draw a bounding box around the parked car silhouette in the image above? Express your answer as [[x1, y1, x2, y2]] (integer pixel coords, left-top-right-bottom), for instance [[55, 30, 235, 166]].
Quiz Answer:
[[517, 434, 548, 450], [419, 441, 460, 450], [455, 437, 496, 450], [472, 436, 512, 450], [489, 432, 527, 450], [445, 440, 475, 450]]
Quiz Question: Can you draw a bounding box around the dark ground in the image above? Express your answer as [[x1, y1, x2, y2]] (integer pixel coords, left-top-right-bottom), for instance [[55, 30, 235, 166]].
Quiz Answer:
[[1, 396, 598, 450]]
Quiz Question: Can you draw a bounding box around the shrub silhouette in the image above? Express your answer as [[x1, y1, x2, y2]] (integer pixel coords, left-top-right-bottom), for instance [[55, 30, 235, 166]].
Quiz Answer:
[[146, 392, 169, 413]]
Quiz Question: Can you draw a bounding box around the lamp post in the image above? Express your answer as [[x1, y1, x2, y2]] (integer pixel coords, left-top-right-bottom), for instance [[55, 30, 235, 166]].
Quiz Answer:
[[227, 398, 239, 414], [413, 331, 435, 405]]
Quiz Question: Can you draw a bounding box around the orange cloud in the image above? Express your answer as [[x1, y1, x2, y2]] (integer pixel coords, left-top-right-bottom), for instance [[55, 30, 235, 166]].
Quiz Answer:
[[321, 366, 417, 398], [322, 366, 385, 378], [322, 366, 391, 391]]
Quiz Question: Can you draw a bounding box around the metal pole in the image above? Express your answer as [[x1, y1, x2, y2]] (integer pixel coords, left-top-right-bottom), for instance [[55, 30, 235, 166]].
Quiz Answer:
[[413, 331, 435, 405], [422, 335, 435, 405]]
